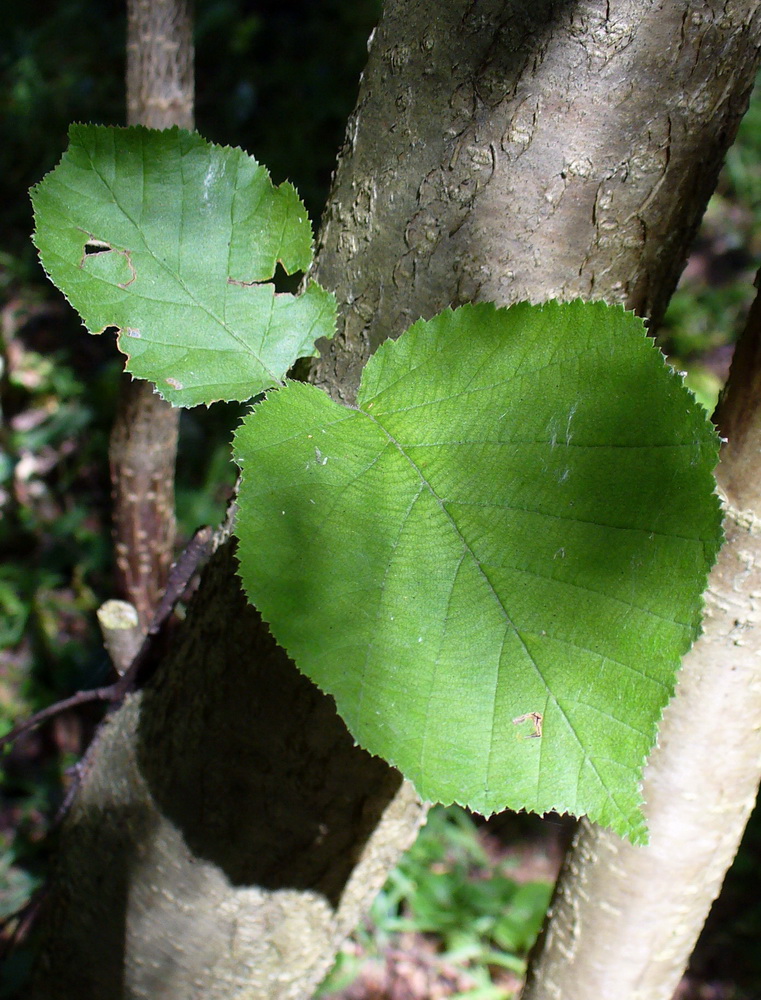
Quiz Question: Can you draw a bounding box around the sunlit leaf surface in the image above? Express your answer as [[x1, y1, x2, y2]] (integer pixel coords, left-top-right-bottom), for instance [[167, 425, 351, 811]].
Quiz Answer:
[[235, 302, 721, 840], [32, 125, 335, 406]]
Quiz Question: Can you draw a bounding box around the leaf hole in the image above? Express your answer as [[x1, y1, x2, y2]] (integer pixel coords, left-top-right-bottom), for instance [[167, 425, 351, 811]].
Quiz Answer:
[[270, 261, 302, 293], [228, 262, 303, 293], [83, 240, 113, 256]]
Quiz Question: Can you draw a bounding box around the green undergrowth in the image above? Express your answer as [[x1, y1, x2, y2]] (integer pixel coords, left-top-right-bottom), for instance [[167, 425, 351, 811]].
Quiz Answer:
[[0, 299, 236, 969], [317, 806, 554, 999]]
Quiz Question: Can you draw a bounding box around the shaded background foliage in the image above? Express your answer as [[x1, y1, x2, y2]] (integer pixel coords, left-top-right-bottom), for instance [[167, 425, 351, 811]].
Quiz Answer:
[[1, 3, 760, 998]]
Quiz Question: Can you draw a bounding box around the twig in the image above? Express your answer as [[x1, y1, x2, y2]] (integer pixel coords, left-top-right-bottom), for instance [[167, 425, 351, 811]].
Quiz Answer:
[[0, 526, 214, 753], [97, 599, 142, 676], [0, 687, 119, 750]]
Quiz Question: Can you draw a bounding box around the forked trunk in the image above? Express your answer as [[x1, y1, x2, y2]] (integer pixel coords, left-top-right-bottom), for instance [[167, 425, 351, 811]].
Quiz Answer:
[[32, 3, 761, 997]]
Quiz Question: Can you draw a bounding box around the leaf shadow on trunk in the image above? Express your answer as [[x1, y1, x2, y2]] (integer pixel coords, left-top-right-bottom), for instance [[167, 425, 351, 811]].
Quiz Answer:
[[135, 540, 403, 907]]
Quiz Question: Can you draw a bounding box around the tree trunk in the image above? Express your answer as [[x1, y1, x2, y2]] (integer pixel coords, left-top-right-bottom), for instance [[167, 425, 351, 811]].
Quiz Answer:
[[110, 0, 194, 631], [31, 3, 761, 998]]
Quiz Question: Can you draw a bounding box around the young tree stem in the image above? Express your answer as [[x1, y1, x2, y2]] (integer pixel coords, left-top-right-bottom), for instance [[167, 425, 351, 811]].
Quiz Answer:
[[110, 0, 194, 629], [522, 270, 761, 1000]]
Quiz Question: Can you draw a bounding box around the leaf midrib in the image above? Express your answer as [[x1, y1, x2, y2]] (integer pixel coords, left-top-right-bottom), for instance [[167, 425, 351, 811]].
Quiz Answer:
[[78, 132, 285, 384], [362, 405, 628, 821]]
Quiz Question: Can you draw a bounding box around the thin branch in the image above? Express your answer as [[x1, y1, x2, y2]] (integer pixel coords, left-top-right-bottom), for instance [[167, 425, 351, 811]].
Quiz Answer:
[[0, 526, 213, 753], [111, 0, 195, 629]]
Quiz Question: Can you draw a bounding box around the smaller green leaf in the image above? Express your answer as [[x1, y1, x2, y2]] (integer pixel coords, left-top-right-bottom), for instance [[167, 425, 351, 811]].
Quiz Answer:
[[31, 124, 336, 406]]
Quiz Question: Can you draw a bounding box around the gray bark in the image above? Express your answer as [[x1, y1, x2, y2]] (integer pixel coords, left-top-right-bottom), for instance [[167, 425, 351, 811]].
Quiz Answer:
[[33, 546, 424, 1000], [31, 2, 761, 998], [126, 0, 194, 130], [309, 0, 761, 397]]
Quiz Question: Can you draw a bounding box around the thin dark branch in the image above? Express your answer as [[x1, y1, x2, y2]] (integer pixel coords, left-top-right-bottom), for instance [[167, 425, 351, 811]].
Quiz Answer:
[[0, 686, 119, 751], [0, 526, 214, 753]]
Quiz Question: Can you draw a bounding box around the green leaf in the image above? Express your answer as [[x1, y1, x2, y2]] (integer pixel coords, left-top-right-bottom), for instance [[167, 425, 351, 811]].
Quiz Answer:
[[31, 124, 335, 406], [234, 301, 722, 840]]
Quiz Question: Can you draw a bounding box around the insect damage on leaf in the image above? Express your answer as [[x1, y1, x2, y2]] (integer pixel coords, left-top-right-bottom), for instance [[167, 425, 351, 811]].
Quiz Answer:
[[79, 237, 136, 289], [31, 124, 337, 407], [82, 238, 113, 255], [513, 712, 544, 739]]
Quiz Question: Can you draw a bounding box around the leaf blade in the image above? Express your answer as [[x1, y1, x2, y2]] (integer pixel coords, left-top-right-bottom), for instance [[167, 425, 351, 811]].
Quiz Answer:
[[235, 301, 721, 839], [31, 124, 336, 406]]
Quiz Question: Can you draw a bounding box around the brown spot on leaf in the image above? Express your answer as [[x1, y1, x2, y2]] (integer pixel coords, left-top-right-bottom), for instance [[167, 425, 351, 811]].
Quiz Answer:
[[512, 712, 543, 739], [117, 250, 137, 289]]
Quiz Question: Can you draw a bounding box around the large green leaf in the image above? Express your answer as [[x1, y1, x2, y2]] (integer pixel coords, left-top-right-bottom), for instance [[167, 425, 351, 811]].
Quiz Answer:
[[234, 301, 721, 840], [31, 124, 335, 406]]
